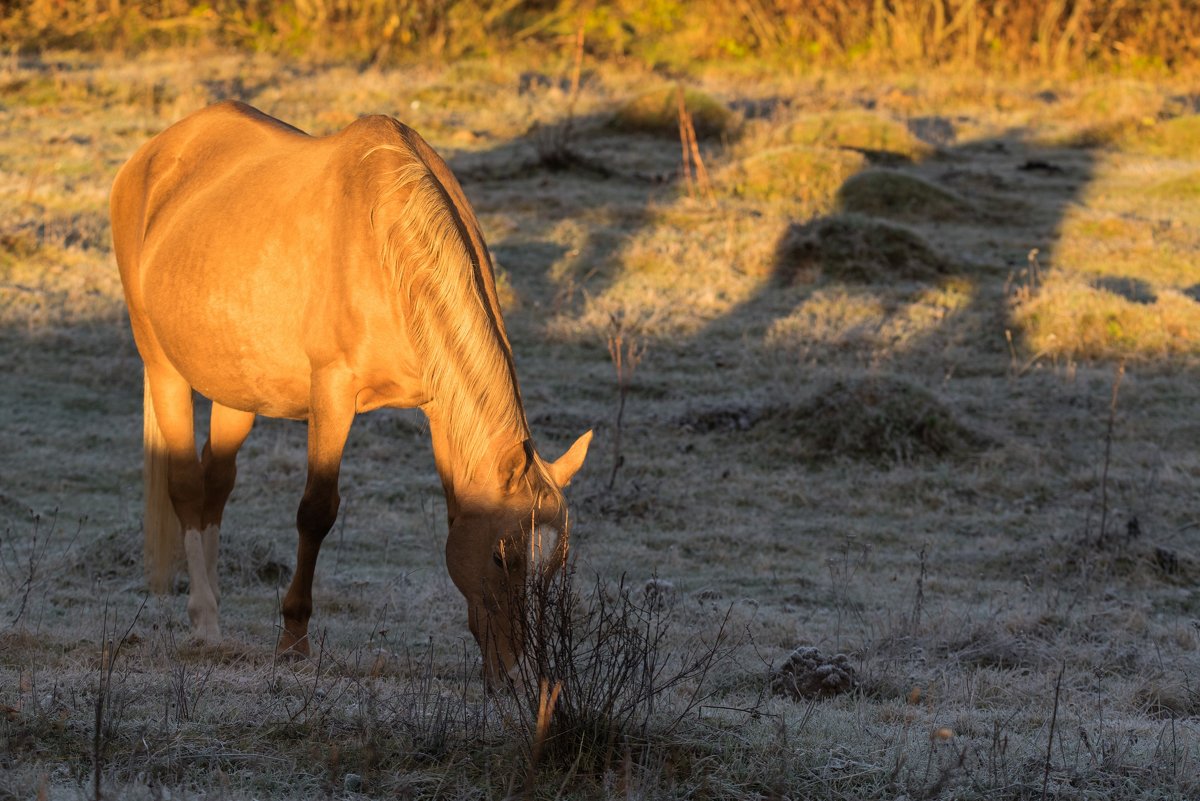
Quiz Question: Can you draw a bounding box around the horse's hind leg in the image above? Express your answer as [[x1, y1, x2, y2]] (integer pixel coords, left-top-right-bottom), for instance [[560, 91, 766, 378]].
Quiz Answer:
[[145, 367, 220, 641], [199, 403, 255, 614]]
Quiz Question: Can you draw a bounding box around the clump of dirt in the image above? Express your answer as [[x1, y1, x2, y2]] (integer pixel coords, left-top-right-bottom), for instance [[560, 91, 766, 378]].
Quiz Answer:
[[835, 169, 972, 222], [771, 646, 856, 700], [762, 375, 988, 464], [612, 86, 735, 139], [719, 145, 866, 210], [776, 214, 952, 284]]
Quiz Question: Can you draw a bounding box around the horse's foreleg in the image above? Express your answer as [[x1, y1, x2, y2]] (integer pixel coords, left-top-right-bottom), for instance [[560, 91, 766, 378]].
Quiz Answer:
[[278, 371, 356, 656], [199, 403, 255, 612]]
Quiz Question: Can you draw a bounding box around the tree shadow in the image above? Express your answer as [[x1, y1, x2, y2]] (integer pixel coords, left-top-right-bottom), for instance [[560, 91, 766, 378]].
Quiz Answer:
[[705, 128, 1097, 381]]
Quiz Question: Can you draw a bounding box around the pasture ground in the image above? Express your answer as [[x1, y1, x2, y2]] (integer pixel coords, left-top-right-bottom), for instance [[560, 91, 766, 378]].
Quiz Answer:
[[1, 51, 1199, 799]]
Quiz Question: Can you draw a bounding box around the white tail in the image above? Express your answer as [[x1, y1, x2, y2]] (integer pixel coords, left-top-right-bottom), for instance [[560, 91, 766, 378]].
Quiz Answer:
[[143, 371, 181, 593]]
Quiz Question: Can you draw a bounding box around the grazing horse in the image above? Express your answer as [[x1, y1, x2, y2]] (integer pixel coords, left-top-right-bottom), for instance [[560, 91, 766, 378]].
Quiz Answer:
[[110, 101, 591, 678]]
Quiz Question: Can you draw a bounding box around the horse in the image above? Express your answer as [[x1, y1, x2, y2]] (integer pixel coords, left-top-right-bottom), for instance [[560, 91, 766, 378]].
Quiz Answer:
[[109, 100, 592, 679]]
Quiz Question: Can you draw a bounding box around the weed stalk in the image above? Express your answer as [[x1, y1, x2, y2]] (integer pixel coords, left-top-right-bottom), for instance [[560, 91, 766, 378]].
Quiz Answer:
[[1096, 361, 1125, 549], [606, 313, 643, 492]]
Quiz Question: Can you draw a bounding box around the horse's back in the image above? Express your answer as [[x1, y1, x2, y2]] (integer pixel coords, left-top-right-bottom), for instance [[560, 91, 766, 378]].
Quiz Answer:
[[112, 103, 429, 418]]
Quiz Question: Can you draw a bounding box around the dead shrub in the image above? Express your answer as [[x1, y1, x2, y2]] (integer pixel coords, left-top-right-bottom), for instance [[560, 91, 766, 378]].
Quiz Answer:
[[506, 566, 737, 776]]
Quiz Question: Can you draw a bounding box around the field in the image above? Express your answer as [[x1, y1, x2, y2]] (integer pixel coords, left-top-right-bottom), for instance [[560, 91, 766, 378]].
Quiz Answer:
[[2, 43, 1200, 800]]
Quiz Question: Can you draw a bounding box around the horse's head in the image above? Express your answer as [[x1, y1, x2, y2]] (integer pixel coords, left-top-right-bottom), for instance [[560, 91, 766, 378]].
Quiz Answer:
[[445, 430, 591, 682]]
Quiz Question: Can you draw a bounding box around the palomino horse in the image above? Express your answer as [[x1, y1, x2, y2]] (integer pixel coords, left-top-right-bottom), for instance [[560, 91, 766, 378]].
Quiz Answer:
[[110, 101, 591, 678]]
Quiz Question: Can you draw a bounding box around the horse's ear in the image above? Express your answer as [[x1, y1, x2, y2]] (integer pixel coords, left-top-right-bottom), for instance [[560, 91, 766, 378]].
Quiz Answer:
[[496, 439, 532, 496], [547, 430, 592, 488]]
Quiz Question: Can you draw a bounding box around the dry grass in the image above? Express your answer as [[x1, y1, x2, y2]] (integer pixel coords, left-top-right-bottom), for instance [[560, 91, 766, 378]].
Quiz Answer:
[[5, 1, 1200, 73], [2, 47, 1199, 801], [1013, 278, 1200, 361]]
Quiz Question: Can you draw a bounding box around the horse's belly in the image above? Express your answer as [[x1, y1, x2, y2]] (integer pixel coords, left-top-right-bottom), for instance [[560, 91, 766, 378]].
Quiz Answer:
[[186, 347, 311, 418], [159, 320, 313, 418], [142, 254, 316, 418]]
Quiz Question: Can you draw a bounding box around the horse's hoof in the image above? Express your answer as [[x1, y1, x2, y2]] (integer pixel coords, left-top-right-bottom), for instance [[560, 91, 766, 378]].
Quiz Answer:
[[187, 625, 222, 648], [276, 631, 310, 659]]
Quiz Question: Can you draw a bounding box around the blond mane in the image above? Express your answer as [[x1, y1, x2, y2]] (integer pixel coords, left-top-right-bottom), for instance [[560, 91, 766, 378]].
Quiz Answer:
[[366, 144, 530, 479]]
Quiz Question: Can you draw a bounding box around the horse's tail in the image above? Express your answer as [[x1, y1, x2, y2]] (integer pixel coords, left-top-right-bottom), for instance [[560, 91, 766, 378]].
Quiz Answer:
[[143, 370, 180, 593]]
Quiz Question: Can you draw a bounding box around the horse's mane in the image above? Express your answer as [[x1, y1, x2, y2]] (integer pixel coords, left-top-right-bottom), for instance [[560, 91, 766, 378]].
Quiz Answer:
[[366, 143, 531, 481]]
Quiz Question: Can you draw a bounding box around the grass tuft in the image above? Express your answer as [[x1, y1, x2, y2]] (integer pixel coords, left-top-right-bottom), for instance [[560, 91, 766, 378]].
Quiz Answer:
[[835, 169, 972, 222], [1012, 277, 1200, 360], [760, 375, 987, 465], [611, 86, 735, 139], [776, 214, 952, 285], [1147, 171, 1200, 199], [718, 146, 866, 210], [1124, 114, 1200, 158], [775, 111, 935, 162]]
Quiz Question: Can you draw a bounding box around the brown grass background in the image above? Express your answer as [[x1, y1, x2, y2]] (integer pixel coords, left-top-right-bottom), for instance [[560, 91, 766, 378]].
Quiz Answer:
[[3, 0, 1198, 73]]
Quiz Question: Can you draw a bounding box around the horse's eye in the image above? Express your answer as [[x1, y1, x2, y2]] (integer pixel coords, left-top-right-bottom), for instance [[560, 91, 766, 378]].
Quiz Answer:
[[492, 551, 505, 568]]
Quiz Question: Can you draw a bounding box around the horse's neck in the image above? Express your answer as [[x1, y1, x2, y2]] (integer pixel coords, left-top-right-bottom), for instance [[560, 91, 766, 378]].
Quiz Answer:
[[425, 402, 528, 519]]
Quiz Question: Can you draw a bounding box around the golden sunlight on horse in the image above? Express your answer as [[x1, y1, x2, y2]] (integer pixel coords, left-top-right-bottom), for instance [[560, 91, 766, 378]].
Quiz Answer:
[[110, 100, 591, 679]]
